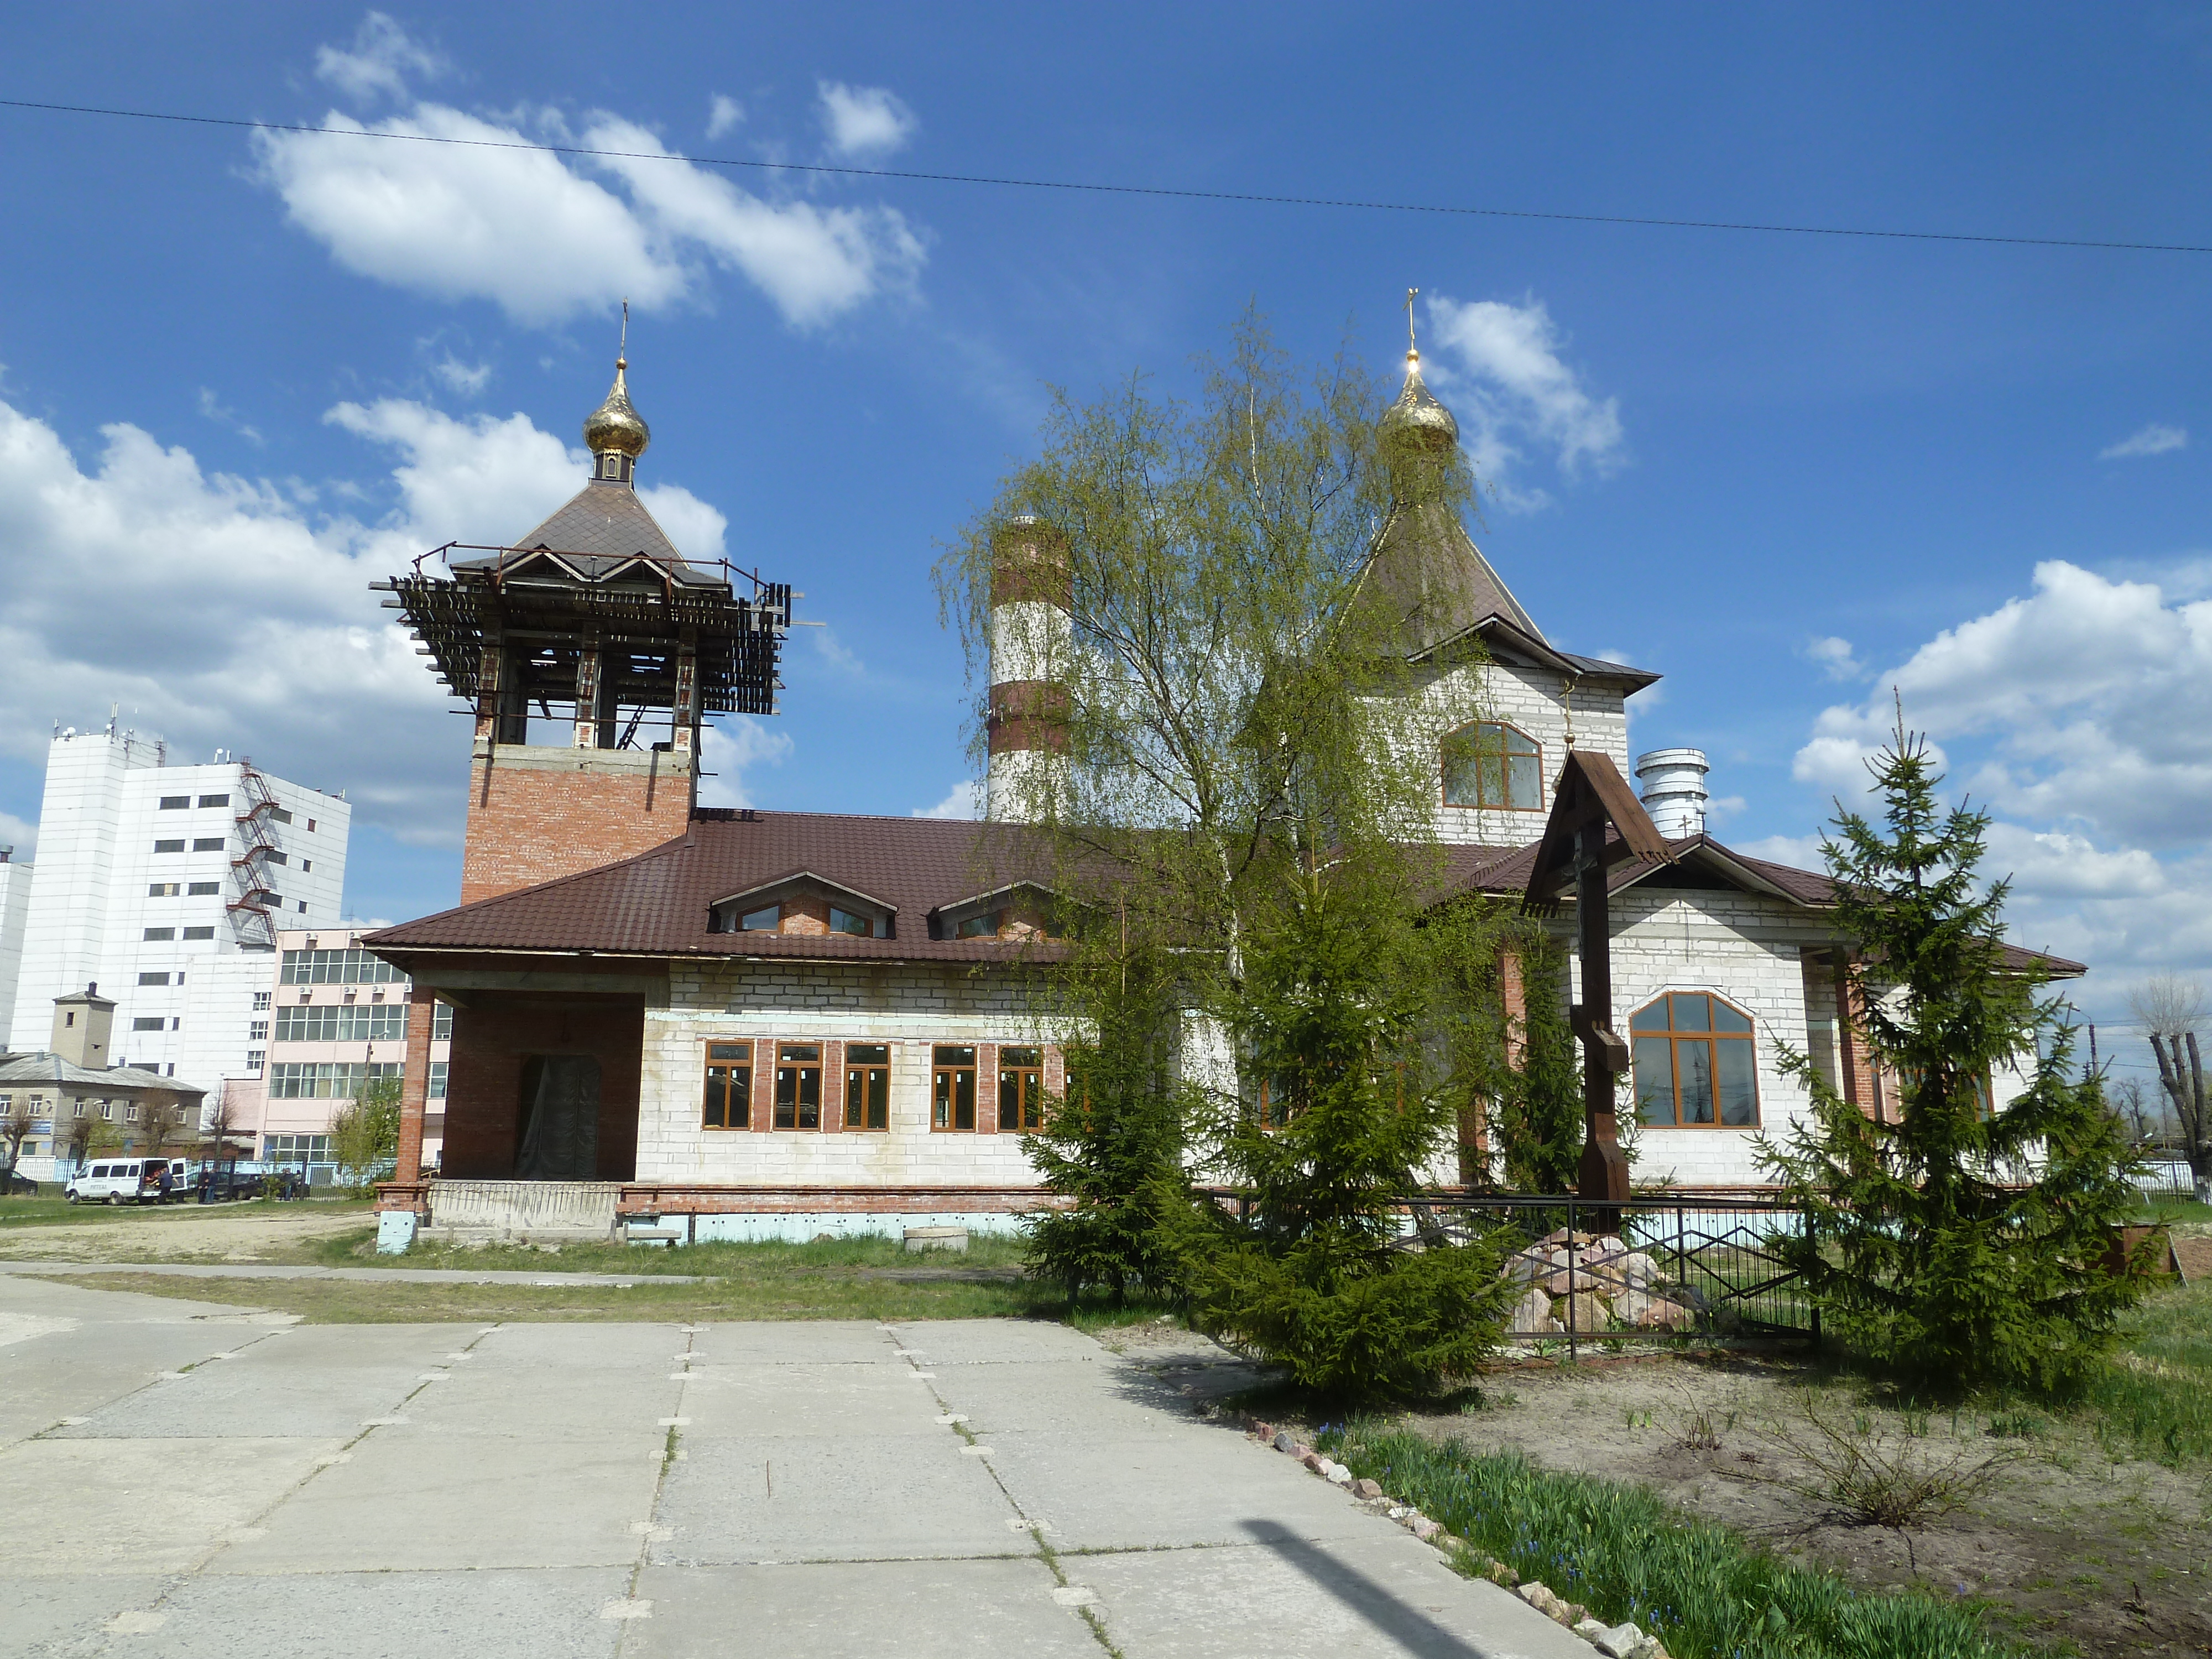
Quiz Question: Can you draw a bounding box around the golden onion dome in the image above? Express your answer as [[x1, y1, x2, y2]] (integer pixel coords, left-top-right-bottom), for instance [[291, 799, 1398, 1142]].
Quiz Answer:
[[583, 357, 650, 458], [1378, 349, 1458, 459]]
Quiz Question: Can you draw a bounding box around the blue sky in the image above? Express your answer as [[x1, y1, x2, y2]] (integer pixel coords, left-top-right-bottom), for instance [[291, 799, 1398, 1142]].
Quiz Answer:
[[2, 4, 2209, 1059]]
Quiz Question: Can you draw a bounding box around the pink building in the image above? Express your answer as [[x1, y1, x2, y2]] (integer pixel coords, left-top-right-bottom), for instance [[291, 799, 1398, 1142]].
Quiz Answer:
[[222, 928, 451, 1181]]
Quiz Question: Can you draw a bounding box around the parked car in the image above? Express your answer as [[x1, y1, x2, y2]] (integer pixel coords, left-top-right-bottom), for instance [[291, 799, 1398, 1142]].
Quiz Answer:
[[64, 1159, 191, 1205], [195, 1167, 265, 1202], [2, 1168, 36, 1196]]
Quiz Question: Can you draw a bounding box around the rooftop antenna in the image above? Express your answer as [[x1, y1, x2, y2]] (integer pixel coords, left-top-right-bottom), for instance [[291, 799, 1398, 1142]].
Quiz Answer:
[[1405, 286, 1418, 356]]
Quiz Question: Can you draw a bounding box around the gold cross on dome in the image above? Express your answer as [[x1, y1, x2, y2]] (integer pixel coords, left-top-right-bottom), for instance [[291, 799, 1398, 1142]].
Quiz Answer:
[[1405, 287, 1418, 353]]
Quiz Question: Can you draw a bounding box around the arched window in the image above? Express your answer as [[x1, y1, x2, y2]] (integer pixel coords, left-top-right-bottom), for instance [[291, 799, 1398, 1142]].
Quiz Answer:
[[1441, 722, 1543, 811], [1631, 992, 1760, 1126]]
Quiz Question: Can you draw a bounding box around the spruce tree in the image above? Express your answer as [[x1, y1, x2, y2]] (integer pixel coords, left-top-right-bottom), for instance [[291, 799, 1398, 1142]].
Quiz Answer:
[[1020, 945, 1197, 1306], [1196, 880, 1516, 1401], [1760, 719, 2152, 1393]]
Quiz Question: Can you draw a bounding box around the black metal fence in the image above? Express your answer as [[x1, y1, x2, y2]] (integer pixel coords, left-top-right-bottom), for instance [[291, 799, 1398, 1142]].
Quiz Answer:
[[1400, 1191, 1818, 1355]]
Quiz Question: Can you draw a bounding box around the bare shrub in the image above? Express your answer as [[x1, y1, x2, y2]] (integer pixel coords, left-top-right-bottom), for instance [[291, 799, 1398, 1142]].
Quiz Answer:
[[1733, 1390, 2022, 1529]]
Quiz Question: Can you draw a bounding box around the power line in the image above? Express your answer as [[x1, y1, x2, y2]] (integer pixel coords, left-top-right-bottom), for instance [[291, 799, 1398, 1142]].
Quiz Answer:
[[4, 94, 2210, 257]]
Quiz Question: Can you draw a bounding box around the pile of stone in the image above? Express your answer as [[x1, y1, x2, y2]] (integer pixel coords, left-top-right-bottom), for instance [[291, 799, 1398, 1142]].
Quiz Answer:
[[1246, 1418, 1671, 1659], [1501, 1229, 1700, 1335]]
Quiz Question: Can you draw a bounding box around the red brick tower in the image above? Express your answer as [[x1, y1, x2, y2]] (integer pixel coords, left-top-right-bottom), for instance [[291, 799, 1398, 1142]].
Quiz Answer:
[[378, 337, 790, 903]]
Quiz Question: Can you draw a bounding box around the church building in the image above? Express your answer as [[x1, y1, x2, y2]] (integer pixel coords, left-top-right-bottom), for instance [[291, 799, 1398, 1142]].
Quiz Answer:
[[364, 341, 2080, 1244]]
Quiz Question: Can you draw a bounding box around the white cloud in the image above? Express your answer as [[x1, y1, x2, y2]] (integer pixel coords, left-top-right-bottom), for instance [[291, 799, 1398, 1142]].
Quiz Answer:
[[578, 117, 926, 328], [696, 718, 793, 810], [196, 388, 263, 447], [1803, 635, 1863, 681], [0, 809, 37, 860], [706, 95, 745, 140], [812, 629, 864, 676], [817, 82, 917, 159], [258, 34, 927, 329], [1423, 294, 1624, 509], [1734, 831, 1826, 872], [0, 390, 742, 852], [1787, 559, 2212, 1011], [256, 107, 684, 328], [2100, 422, 2187, 461], [314, 12, 448, 105], [915, 780, 982, 820], [430, 354, 491, 396]]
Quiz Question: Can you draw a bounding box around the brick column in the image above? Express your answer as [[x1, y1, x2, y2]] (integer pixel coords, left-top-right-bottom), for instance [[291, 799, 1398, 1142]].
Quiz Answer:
[[394, 986, 435, 1185], [752, 1038, 774, 1131], [822, 1040, 845, 1132], [978, 1042, 1000, 1133]]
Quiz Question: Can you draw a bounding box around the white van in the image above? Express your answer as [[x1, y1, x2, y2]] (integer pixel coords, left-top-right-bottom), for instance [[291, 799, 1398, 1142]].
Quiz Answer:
[[65, 1159, 190, 1206]]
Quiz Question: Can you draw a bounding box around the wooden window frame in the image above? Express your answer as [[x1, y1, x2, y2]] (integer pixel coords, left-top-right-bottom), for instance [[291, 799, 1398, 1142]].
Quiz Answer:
[[738, 904, 780, 933], [932, 1045, 978, 1131], [998, 1046, 1044, 1132], [1631, 991, 1761, 1129], [1439, 721, 1545, 812], [702, 1042, 752, 1130], [773, 1044, 825, 1131], [845, 1043, 891, 1131]]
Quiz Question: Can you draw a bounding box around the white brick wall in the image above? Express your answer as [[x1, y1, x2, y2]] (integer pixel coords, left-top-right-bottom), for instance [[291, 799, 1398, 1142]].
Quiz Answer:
[[1563, 885, 1836, 1188], [636, 961, 1073, 1186], [1379, 661, 1635, 847]]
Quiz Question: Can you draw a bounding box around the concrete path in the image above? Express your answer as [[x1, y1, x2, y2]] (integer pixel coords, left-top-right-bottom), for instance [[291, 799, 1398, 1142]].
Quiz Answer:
[[0, 1260, 692, 1286], [0, 1276, 1589, 1659]]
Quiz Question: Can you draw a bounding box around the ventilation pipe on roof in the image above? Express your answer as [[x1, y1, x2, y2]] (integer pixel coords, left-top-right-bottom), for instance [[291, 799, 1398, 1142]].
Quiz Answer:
[[1634, 748, 1710, 839]]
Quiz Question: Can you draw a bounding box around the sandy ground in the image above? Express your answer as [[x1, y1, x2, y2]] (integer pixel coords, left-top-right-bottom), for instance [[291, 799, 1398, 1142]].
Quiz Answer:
[[0, 1204, 368, 1264], [1387, 1354, 2212, 1658]]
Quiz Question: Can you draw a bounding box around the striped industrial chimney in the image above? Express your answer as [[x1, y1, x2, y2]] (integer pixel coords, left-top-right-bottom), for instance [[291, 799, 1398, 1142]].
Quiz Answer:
[[985, 517, 1072, 821]]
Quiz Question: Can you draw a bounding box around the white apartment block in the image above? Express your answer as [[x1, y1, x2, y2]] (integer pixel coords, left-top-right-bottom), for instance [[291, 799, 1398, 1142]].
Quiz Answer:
[[6, 727, 352, 1098]]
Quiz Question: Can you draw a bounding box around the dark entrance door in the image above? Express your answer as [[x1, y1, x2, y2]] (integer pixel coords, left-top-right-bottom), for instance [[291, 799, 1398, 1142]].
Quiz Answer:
[[514, 1055, 602, 1180]]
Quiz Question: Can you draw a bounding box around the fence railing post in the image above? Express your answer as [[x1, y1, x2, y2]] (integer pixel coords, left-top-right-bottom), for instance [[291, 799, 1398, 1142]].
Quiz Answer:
[[1566, 1193, 1579, 1366]]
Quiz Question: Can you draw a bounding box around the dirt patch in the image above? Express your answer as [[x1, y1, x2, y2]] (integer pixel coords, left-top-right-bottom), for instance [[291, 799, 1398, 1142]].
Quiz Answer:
[[0, 1206, 371, 1264], [1364, 1357, 2212, 1658]]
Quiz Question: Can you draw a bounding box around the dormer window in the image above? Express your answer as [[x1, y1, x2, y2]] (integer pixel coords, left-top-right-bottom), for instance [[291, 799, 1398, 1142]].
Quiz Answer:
[[707, 874, 895, 941], [957, 911, 1007, 939]]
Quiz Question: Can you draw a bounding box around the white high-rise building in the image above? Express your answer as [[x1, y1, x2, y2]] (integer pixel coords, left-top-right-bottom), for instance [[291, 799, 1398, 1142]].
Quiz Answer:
[[0, 849, 33, 1029], [6, 727, 352, 1094]]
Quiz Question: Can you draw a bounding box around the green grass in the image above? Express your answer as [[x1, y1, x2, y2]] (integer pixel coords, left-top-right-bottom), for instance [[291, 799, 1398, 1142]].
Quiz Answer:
[[375, 1229, 1032, 1276], [1319, 1423, 2022, 1659], [0, 1194, 372, 1231], [2083, 1276, 2212, 1466], [40, 1230, 1184, 1328]]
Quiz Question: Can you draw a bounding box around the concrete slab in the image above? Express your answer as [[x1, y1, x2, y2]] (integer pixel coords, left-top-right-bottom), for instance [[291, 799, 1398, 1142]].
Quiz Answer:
[[0, 1274, 288, 1447], [689, 1321, 903, 1365], [0, 1573, 171, 1653], [878, 1318, 1105, 1365], [0, 1436, 340, 1574], [674, 1363, 952, 1438], [48, 1324, 465, 1440], [213, 1430, 664, 1574], [0, 1285, 1610, 1658], [1078, 1526, 1598, 1659], [118, 1568, 634, 1659], [627, 1557, 1101, 1658], [654, 1433, 1020, 1564], [980, 1424, 1381, 1551]]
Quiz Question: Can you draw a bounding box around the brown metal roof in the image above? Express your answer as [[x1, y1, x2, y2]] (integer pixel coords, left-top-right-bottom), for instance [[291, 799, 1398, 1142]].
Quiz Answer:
[[1448, 832, 2085, 978], [362, 811, 1067, 964], [363, 810, 2084, 982]]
